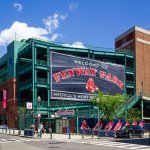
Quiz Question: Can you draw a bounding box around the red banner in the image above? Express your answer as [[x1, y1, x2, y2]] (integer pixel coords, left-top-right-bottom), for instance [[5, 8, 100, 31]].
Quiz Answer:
[[114, 120, 122, 131], [132, 120, 137, 125], [139, 120, 144, 128], [3, 90, 7, 109], [81, 120, 89, 129]]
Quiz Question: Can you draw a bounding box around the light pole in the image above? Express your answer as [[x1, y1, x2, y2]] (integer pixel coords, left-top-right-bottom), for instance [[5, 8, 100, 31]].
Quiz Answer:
[[141, 80, 144, 96], [141, 81, 144, 121], [37, 96, 41, 123], [37, 96, 41, 137], [94, 106, 100, 138]]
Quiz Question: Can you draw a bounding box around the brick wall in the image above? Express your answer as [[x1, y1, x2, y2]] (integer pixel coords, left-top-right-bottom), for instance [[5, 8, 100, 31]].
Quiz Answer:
[[135, 31, 150, 95], [0, 77, 18, 128], [115, 28, 150, 96]]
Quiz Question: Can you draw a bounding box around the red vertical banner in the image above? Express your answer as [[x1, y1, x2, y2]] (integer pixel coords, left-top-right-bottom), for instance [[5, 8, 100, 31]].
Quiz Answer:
[[3, 90, 7, 109]]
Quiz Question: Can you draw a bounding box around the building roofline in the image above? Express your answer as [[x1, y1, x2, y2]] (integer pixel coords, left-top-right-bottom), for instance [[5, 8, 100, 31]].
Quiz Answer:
[[115, 26, 135, 42], [115, 26, 150, 42]]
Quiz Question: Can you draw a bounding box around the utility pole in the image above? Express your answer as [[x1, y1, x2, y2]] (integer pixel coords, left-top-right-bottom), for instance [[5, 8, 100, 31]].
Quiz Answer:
[[141, 81, 144, 121], [141, 80, 144, 96]]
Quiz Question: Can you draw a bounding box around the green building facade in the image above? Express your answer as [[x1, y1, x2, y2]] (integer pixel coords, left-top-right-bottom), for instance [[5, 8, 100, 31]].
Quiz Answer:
[[0, 38, 136, 133]]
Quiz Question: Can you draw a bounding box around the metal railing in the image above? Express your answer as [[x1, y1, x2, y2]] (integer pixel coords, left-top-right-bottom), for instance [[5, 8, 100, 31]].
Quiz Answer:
[[126, 81, 134, 86], [36, 78, 48, 84], [126, 67, 134, 72], [114, 94, 140, 118], [115, 48, 134, 55], [36, 59, 47, 66], [50, 100, 88, 107], [56, 41, 134, 56], [40, 101, 48, 106], [19, 79, 32, 87], [19, 62, 32, 74]]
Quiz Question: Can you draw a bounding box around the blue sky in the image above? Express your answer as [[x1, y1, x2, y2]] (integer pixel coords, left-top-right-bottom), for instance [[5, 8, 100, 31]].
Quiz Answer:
[[0, 0, 150, 56]]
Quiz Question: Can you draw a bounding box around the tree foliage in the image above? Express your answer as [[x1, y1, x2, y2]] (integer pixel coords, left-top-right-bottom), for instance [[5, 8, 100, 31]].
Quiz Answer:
[[120, 108, 142, 121], [17, 106, 32, 116], [92, 90, 128, 121], [17, 106, 33, 129]]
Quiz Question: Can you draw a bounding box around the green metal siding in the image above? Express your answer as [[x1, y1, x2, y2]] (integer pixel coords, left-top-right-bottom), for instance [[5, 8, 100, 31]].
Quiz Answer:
[[7, 41, 25, 78]]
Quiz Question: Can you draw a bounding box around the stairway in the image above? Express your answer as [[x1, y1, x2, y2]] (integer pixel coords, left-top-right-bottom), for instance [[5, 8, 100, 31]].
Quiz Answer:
[[114, 94, 140, 118]]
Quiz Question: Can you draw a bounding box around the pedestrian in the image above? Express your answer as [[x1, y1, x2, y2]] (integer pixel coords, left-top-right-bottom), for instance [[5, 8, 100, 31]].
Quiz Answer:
[[38, 122, 43, 134], [30, 124, 35, 134]]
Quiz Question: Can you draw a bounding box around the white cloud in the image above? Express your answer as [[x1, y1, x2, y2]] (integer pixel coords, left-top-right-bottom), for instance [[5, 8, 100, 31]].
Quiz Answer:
[[63, 41, 85, 49], [0, 21, 48, 46], [69, 3, 78, 11], [13, 3, 23, 11], [43, 12, 67, 33], [50, 33, 61, 41], [60, 13, 68, 20], [0, 12, 68, 46]]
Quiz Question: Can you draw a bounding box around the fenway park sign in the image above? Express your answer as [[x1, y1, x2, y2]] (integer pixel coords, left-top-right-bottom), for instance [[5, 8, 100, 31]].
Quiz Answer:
[[50, 52, 125, 101]]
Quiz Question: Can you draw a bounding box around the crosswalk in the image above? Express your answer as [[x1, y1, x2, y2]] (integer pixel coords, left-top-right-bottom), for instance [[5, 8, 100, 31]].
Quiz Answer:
[[0, 138, 39, 144], [72, 140, 150, 150]]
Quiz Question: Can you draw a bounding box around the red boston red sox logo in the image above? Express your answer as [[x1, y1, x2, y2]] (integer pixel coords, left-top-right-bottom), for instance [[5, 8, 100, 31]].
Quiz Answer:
[[86, 78, 99, 93]]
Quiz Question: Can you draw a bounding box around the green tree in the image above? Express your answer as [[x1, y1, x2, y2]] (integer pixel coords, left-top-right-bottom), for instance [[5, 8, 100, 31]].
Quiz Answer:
[[92, 90, 128, 121], [120, 108, 141, 122], [17, 106, 32, 129]]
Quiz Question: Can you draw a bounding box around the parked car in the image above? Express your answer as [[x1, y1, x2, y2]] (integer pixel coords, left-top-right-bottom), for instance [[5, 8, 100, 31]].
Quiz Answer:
[[114, 125, 144, 138]]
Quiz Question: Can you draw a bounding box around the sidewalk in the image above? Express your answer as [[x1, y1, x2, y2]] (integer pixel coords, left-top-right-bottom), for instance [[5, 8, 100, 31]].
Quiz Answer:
[[34, 133, 96, 141], [34, 133, 118, 141], [34, 132, 150, 141]]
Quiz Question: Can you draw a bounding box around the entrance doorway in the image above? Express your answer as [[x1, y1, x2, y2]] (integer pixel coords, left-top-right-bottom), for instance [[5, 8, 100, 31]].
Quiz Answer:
[[55, 118, 76, 134]]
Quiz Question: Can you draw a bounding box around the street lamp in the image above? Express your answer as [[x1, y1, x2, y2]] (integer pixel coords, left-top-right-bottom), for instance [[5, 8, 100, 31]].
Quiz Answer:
[[37, 96, 42, 138], [141, 81, 144, 121], [141, 80, 144, 96], [37, 96, 41, 124], [93, 106, 100, 138]]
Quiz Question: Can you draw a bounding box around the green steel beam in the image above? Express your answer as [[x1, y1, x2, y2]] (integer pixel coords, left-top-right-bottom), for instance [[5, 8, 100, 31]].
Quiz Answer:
[[143, 117, 150, 120], [126, 71, 134, 75], [47, 47, 50, 118], [20, 58, 32, 62], [35, 66, 48, 70], [35, 43, 47, 49], [49, 105, 92, 111], [126, 85, 134, 88], [32, 42, 35, 124], [49, 46, 89, 53], [35, 84, 49, 88], [126, 55, 134, 58]]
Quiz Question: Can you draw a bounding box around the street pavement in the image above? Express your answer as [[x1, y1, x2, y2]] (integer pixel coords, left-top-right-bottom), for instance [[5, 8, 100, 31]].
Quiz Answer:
[[0, 133, 150, 150]]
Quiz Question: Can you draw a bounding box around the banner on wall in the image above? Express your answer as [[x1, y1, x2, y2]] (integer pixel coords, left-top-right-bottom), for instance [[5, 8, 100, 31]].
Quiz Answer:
[[55, 109, 75, 117], [50, 52, 125, 101], [3, 90, 7, 109]]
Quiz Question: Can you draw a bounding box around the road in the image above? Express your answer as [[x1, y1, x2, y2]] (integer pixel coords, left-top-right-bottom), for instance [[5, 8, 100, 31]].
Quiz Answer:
[[0, 134, 150, 150]]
